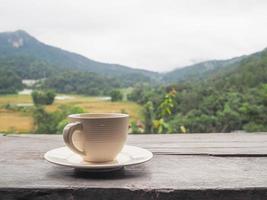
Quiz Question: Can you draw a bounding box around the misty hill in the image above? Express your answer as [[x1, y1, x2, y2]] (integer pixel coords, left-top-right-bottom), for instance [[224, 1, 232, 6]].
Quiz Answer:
[[0, 30, 159, 80], [209, 48, 267, 91], [1, 30, 266, 96], [163, 56, 246, 83], [164, 46, 267, 85], [128, 47, 267, 133]]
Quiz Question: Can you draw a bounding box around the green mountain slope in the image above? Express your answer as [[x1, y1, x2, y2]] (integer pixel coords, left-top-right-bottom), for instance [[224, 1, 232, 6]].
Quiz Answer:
[[1, 29, 266, 98], [129, 47, 267, 133], [209, 48, 267, 91], [163, 56, 245, 82], [0, 30, 159, 79]]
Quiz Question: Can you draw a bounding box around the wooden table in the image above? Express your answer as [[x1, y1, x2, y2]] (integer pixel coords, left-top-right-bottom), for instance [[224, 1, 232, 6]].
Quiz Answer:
[[1, 133, 267, 200]]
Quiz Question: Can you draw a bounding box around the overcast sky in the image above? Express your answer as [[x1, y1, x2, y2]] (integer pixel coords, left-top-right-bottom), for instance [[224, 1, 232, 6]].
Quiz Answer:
[[1, 0, 267, 72]]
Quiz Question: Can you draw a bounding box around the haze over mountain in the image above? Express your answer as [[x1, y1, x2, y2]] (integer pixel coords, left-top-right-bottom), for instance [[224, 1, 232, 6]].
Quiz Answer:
[[163, 56, 246, 82], [0, 30, 159, 79], [0, 30, 266, 85], [164, 47, 267, 83]]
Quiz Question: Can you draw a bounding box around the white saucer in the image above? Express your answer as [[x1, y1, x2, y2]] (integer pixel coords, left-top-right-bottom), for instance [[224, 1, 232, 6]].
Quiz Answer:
[[44, 145, 153, 171]]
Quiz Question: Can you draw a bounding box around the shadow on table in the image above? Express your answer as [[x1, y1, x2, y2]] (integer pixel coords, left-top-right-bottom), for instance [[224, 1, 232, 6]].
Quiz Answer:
[[46, 165, 149, 180]]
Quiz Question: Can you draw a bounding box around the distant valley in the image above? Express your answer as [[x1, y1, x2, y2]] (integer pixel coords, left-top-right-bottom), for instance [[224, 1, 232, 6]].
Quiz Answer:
[[0, 30, 266, 95], [1, 30, 267, 134]]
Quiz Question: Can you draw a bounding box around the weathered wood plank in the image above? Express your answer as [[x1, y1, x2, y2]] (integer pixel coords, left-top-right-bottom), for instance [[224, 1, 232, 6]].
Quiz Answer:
[[0, 134, 267, 200], [2, 133, 267, 155]]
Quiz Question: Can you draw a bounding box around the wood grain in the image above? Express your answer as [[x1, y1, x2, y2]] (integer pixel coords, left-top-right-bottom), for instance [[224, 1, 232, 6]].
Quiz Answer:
[[1, 133, 267, 200]]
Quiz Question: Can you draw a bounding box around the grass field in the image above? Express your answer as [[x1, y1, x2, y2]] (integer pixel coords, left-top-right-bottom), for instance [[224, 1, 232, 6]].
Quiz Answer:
[[0, 94, 142, 133]]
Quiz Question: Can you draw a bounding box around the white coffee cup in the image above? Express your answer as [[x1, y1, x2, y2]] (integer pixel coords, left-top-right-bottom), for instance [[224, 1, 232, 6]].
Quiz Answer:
[[63, 113, 129, 162]]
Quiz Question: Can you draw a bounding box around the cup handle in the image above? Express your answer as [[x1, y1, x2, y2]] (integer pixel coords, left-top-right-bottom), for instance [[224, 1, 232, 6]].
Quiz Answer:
[[63, 122, 85, 156]]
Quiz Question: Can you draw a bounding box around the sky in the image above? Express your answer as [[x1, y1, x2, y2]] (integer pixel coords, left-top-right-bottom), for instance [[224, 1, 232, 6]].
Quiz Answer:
[[1, 0, 267, 72]]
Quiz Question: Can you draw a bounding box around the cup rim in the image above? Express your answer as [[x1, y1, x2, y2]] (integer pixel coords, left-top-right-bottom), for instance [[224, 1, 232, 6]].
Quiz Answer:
[[68, 113, 129, 119]]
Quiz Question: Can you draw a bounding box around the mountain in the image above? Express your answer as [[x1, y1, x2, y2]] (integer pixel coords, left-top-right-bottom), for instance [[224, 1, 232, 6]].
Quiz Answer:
[[163, 56, 246, 83], [128, 46, 267, 133], [209, 48, 267, 91], [0, 30, 159, 79], [1, 30, 266, 93]]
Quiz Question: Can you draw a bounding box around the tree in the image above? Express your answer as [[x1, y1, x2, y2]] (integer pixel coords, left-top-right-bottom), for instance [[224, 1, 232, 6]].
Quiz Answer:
[[46, 90, 56, 105], [31, 90, 55, 105], [0, 69, 23, 94], [110, 90, 123, 102]]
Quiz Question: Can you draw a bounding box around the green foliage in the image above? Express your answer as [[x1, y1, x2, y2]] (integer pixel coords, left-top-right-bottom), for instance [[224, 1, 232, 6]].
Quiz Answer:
[[158, 89, 176, 119], [153, 118, 169, 134], [32, 106, 58, 134], [141, 90, 176, 133], [0, 30, 159, 94], [43, 71, 122, 96], [53, 105, 85, 134], [56, 119, 69, 134], [128, 49, 267, 133], [243, 122, 267, 132], [46, 90, 56, 105], [110, 90, 123, 102], [0, 69, 23, 94], [127, 84, 164, 104], [168, 114, 188, 133], [31, 90, 56, 105], [163, 56, 244, 83], [2, 30, 267, 134], [142, 101, 155, 133], [32, 104, 84, 134], [130, 121, 143, 134]]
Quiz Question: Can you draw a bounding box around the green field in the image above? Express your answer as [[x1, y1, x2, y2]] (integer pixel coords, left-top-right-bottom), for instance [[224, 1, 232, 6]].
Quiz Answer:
[[0, 94, 142, 133]]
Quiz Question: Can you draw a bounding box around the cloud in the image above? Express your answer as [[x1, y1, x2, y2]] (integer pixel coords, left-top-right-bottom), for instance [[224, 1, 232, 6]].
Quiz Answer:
[[1, 0, 267, 71]]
